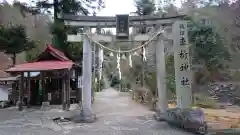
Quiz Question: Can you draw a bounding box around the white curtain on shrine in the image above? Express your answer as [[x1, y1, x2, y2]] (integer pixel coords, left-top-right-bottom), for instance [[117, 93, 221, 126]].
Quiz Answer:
[[24, 72, 40, 77]]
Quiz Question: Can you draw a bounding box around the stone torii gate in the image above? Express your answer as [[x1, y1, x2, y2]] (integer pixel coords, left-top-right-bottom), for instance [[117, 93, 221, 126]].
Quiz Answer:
[[61, 14, 192, 122]]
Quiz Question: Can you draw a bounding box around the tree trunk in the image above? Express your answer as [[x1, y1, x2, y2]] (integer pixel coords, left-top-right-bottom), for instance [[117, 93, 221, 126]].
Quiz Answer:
[[192, 71, 200, 92], [12, 53, 16, 66]]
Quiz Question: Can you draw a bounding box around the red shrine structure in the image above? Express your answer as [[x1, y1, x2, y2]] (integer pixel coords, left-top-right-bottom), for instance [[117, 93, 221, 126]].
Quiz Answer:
[[6, 44, 81, 110]]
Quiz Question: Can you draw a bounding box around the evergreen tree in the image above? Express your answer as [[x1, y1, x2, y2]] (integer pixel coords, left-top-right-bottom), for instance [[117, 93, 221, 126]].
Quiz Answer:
[[135, 0, 155, 16], [25, 0, 104, 60], [134, 0, 156, 88], [0, 24, 37, 65]]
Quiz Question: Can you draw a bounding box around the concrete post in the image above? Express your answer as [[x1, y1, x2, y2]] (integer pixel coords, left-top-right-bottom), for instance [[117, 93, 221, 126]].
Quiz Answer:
[[92, 42, 96, 101], [18, 72, 24, 111], [96, 28, 101, 92], [73, 28, 96, 123], [92, 42, 96, 83], [82, 32, 93, 116]]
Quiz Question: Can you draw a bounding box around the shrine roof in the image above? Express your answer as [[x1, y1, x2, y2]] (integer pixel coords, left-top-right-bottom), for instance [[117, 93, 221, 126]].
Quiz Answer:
[[34, 44, 72, 62], [5, 61, 74, 72]]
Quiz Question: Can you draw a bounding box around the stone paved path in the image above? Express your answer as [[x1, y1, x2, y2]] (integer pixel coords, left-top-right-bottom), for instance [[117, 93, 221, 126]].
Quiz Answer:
[[0, 88, 193, 135]]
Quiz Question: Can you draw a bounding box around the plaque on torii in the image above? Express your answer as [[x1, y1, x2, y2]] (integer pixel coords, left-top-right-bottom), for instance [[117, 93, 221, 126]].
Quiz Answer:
[[116, 14, 129, 40]]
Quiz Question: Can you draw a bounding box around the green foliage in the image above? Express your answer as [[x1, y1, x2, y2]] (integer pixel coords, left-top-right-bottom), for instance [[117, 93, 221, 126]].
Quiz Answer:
[[134, 0, 155, 15], [92, 76, 105, 92], [99, 78, 105, 90], [135, 0, 155, 34], [166, 73, 176, 95], [194, 94, 219, 109], [131, 61, 142, 77], [92, 77, 98, 92], [188, 20, 231, 71], [165, 55, 176, 95], [0, 25, 36, 53], [119, 76, 131, 92], [36, 0, 105, 15], [144, 70, 157, 93], [165, 55, 174, 74], [26, 0, 104, 61], [134, 0, 156, 88], [143, 54, 176, 99], [0, 24, 37, 64], [67, 42, 83, 60], [110, 75, 120, 87], [25, 49, 40, 62]]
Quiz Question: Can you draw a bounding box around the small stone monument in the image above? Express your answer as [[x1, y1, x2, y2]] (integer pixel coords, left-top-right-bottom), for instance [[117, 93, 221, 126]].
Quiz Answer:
[[41, 101, 51, 111]]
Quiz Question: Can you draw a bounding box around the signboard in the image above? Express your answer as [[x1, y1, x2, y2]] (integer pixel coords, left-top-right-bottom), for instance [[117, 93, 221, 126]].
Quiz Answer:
[[173, 21, 192, 109], [0, 86, 9, 101], [48, 93, 52, 101], [116, 14, 129, 40]]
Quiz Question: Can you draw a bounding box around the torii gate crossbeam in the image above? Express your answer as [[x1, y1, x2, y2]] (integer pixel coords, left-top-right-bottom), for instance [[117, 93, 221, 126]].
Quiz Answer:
[[61, 14, 186, 28]]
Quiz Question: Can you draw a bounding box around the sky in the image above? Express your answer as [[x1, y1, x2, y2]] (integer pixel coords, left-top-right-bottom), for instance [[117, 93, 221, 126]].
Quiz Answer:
[[98, 0, 182, 16], [4, 0, 182, 34], [5, 0, 182, 16], [97, 0, 137, 16], [96, 0, 181, 33]]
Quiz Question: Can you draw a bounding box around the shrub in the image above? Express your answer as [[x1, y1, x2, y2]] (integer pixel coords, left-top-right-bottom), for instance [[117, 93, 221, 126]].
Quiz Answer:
[[120, 77, 132, 92], [144, 70, 176, 99], [110, 75, 120, 87], [194, 94, 219, 109]]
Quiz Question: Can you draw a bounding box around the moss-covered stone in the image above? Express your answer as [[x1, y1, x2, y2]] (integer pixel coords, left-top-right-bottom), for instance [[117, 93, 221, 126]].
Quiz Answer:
[[165, 108, 208, 134]]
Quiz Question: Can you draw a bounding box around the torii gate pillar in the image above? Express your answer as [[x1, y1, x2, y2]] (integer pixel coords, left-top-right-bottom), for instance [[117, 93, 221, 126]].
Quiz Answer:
[[73, 28, 96, 123], [155, 21, 192, 121], [155, 33, 168, 115]]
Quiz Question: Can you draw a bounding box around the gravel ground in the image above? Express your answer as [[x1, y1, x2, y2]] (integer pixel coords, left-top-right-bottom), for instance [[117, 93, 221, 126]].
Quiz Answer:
[[0, 88, 193, 135]]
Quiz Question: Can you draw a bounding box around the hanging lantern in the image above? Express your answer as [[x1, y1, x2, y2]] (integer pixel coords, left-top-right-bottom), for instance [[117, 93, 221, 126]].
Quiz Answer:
[[129, 54, 132, 67]]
